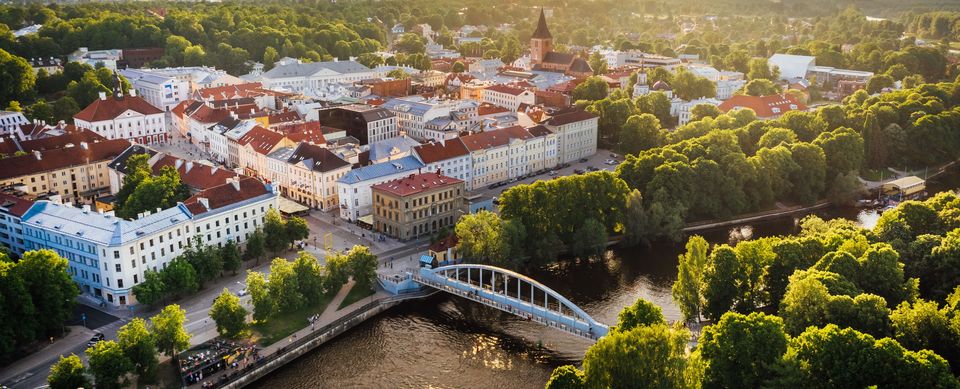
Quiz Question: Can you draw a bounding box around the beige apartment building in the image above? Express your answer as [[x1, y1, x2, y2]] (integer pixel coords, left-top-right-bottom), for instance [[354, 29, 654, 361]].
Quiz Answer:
[[0, 138, 130, 204], [372, 172, 465, 241]]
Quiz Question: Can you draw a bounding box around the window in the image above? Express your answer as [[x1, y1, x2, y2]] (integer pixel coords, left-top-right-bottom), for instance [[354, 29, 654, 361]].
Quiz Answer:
[[131, 259, 136, 268], [115, 263, 121, 272], [113, 250, 120, 259]]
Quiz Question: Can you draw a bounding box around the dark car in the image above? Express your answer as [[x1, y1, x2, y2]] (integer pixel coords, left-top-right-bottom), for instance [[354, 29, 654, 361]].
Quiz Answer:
[[587, 166, 599, 172], [579, 158, 589, 163], [574, 168, 585, 174], [87, 332, 105, 347]]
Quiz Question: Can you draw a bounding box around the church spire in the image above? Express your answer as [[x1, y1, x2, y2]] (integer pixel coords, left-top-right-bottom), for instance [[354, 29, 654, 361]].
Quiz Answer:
[[531, 8, 552, 40]]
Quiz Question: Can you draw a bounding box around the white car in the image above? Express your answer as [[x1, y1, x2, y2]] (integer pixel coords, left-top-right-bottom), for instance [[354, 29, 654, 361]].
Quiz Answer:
[[604, 159, 618, 165]]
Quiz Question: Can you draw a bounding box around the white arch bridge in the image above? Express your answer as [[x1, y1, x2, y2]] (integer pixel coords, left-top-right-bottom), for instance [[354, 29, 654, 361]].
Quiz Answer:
[[410, 264, 610, 340]]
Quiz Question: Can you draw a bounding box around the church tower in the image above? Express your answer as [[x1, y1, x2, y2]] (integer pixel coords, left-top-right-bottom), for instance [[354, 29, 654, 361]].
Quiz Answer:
[[530, 8, 553, 65]]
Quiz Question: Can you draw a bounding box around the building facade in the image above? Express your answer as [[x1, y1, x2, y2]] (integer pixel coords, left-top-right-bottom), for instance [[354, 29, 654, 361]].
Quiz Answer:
[[372, 172, 465, 240], [73, 89, 168, 145], [542, 109, 599, 164]]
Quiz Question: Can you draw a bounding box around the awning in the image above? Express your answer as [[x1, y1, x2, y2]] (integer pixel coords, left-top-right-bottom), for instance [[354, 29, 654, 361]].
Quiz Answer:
[[278, 197, 310, 215], [358, 214, 374, 227]]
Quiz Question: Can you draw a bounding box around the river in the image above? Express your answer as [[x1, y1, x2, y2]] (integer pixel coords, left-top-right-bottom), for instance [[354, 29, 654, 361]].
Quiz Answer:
[[254, 168, 960, 389]]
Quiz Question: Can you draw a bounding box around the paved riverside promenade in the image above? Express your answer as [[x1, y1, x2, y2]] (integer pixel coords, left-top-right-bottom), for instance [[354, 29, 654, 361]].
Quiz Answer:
[[188, 281, 433, 389]]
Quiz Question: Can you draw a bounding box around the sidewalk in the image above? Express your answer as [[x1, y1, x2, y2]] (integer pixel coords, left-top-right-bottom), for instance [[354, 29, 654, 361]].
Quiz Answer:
[[0, 326, 94, 385]]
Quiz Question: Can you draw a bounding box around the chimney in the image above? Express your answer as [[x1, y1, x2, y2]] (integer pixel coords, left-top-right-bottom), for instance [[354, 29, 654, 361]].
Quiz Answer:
[[198, 197, 209, 209], [99, 92, 107, 100], [79, 141, 88, 150], [229, 177, 240, 191], [32, 150, 41, 160], [175, 159, 184, 170], [128, 89, 137, 97]]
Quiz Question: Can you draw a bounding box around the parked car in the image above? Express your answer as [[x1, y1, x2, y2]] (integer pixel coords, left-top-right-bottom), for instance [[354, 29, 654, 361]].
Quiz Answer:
[[609, 153, 619, 158], [237, 289, 248, 297], [492, 197, 500, 205], [579, 158, 589, 163], [87, 332, 105, 347], [587, 166, 599, 172], [604, 159, 618, 165], [548, 170, 558, 176], [574, 168, 585, 174], [487, 184, 498, 190]]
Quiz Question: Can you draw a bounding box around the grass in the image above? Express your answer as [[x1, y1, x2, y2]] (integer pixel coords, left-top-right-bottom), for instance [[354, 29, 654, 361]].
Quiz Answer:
[[251, 292, 335, 346], [338, 284, 375, 310], [861, 168, 895, 181]]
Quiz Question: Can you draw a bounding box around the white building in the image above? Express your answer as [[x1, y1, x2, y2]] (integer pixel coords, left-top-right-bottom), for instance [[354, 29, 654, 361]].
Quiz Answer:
[[337, 155, 425, 221], [469, 58, 505, 74], [253, 60, 382, 95], [68, 47, 122, 70], [0, 111, 29, 137], [481, 84, 536, 111], [768, 54, 816, 81], [16, 177, 278, 306], [672, 97, 723, 126], [542, 109, 599, 164], [120, 67, 244, 111], [412, 139, 474, 190], [459, 125, 556, 188], [380, 96, 459, 141], [73, 90, 168, 144]]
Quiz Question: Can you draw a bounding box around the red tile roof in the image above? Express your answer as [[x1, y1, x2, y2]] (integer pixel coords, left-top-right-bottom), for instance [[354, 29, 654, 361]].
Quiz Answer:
[[526, 125, 554, 137], [717, 94, 808, 118], [74, 95, 163, 122], [19, 128, 106, 153], [477, 103, 510, 116], [273, 122, 327, 144], [0, 192, 34, 217], [429, 234, 458, 253], [0, 138, 131, 180], [237, 126, 285, 155], [545, 109, 598, 126], [413, 139, 469, 164], [186, 102, 231, 124], [152, 155, 240, 190], [267, 110, 301, 125], [459, 126, 533, 151], [484, 84, 526, 96], [372, 172, 463, 197], [194, 82, 284, 101], [183, 177, 270, 215]]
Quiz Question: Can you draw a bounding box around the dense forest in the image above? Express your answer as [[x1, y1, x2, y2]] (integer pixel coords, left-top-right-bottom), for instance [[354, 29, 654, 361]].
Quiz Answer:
[[545, 192, 960, 388]]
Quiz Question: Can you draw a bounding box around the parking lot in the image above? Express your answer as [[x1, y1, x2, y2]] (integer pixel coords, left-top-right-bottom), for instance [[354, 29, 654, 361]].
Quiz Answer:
[[469, 149, 622, 200]]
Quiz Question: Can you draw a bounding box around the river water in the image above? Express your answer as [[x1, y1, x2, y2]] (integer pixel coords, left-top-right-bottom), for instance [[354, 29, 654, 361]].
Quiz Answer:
[[254, 168, 960, 389]]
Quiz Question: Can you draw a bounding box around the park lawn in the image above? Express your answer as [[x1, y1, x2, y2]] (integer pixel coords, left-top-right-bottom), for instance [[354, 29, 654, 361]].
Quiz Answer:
[[251, 292, 335, 346], [338, 284, 375, 310]]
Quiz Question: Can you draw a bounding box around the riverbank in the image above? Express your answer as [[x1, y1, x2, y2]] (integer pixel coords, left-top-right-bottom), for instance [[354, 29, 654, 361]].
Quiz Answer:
[[202, 284, 436, 389]]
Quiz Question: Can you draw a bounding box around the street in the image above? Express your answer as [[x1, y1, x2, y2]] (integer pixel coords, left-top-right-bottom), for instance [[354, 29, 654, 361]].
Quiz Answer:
[[468, 150, 621, 201]]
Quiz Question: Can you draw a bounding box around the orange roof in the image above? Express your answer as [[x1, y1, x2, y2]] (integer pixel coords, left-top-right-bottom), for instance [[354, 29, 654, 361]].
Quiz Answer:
[[183, 177, 270, 215], [477, 103, 510, 116], [74, 95, 163, 122], [0, 139, 131, 180], [545, 109, 597, 126], [459, 126, 533, 151], [484, 84, 526, 96], [237, 126, 285, 155], [152, 155, 240, 190], [717, 94, 808, 118], [194, 82, 285, 101], [413, 139, 469, 164], [372, 172, 462, 197]]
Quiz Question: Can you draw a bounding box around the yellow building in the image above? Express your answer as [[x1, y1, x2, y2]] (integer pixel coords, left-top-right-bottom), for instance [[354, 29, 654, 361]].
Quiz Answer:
[[372, 172, 466, 241]]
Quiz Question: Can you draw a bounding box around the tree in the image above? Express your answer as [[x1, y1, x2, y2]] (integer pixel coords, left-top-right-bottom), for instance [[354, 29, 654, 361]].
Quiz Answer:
[[221, 240, 242, 275], [699, 312, 788, 389], [387, 68, 410, 79], [52, 97, 80, 122], [262, 46, 279, 70], [150, 304, 190, 358], [690, 104, 723, 122], [263, 208, 288, 254], [161, 259, 198, 297], [451, 61, 465, 73], [589, 51, 608, 76], [747, 58, 778, 81], [323, 251, 350, 294], [739, 79, 781, 96], [890, 296, 960, 372], [455, 210, 509, 264], [246, 270, 275, 321], [779, 274, 831, 335], [285, 216, 310, 247], [5, 101, 22, 112], [244, 228, 266, 264], [866, 74, 894, 94], [620, 113, 662, 154], [672, 236, 709, 323], [116, 318, 157, 381], [183, 45, 206, 66], [117, 165, 190, 220], [47, 354, 90, 389], [0, 49, 35, 107], [546, 365, 585, 389], [615, 298, 664, 332], [583, 324, 689, 388], [788, 142, 827, 204], [671, 67, 716, 100], [345, 245, 378, 290], [86, 340, 133, 389], [132, 270, 166, 307], [394, 33, 426, 54], [622, 189, 649, 247], [26, 99, 53, 123], [703, 245, 741, 321], [211, 288, 247, 338], [571, 76, 608, 102], [268, 257, 304, 312], [814, 127, 863, 180], [292, 251, 325, 304], [14, 250, 78, 338], [569, 218, 608, 259]]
